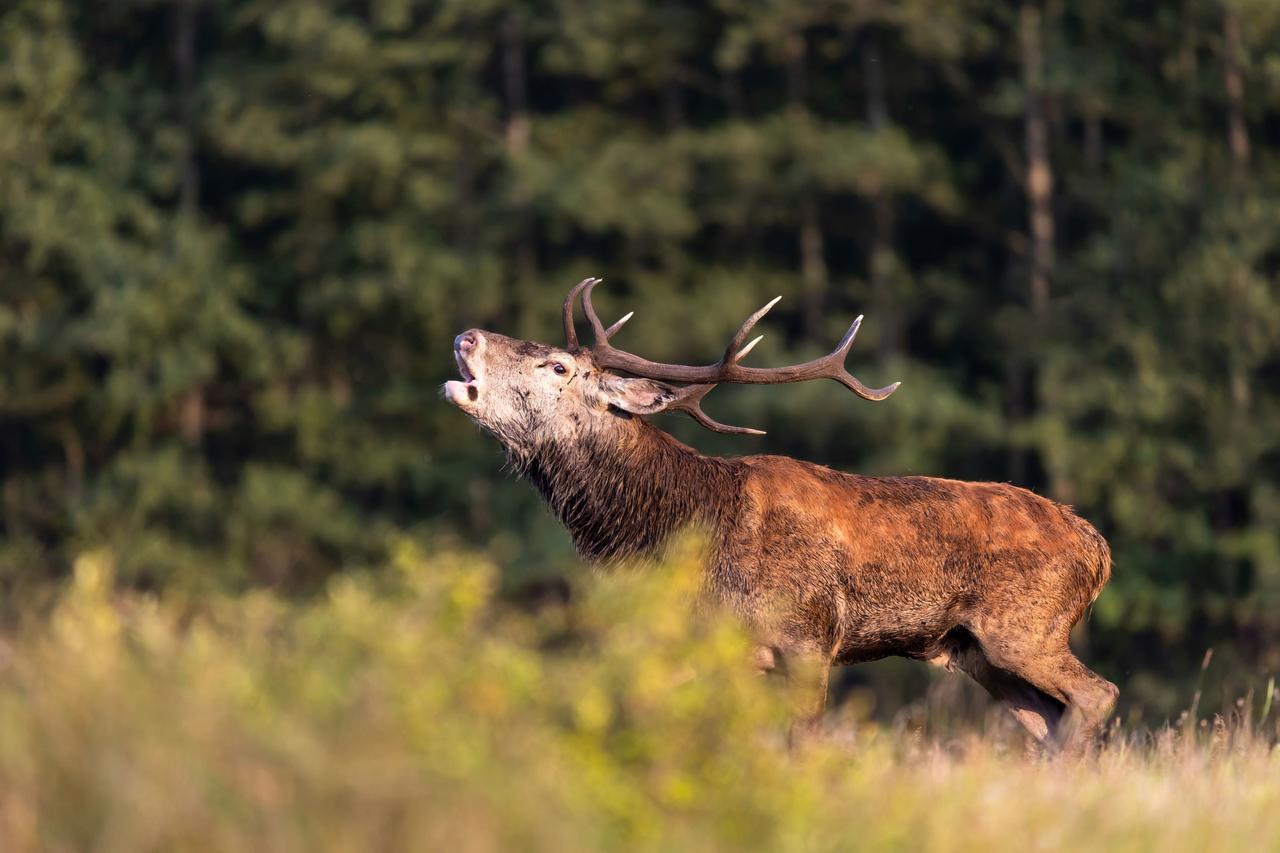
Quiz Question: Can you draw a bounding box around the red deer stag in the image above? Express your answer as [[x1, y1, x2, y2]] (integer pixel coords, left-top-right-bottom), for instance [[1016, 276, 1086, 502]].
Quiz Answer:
[[444, 278, 1118, 753]]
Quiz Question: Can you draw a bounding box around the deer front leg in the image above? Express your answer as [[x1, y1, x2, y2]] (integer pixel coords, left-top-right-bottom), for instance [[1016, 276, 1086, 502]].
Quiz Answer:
[[783, 652, 831, 753]]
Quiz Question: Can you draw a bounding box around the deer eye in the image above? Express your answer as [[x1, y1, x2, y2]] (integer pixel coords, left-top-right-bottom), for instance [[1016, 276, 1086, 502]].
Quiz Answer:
[[551, 363, 568, 376]]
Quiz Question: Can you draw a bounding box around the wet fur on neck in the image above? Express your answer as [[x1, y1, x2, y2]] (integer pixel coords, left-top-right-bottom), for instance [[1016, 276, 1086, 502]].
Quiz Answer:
[[510, 418, 741, 562]]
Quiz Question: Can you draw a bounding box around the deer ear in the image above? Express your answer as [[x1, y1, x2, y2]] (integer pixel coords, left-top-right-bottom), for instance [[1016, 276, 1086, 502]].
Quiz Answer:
[[599, 376, 678, 415]]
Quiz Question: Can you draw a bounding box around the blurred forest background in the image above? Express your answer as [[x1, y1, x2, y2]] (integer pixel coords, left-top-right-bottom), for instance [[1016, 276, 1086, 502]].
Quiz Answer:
[[2, 0, 1279, 720]]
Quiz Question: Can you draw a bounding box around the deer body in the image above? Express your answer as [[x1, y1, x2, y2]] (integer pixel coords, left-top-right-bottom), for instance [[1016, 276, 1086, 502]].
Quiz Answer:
[[446, 280, 1118, 752]]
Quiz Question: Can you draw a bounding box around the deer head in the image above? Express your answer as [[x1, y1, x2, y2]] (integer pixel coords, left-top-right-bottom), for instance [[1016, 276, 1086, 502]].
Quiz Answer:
[[443, 278, 900, 454]]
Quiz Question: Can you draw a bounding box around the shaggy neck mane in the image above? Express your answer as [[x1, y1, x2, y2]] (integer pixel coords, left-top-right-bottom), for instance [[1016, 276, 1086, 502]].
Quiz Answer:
[[512, 418, 741, 562]]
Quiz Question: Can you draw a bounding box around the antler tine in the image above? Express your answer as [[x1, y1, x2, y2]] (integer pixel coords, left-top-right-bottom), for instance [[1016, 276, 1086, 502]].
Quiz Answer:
[[721, 296, 781, 366], [835, 372, 901, 401], [565, 277, 632, 346], [581, 278, 615, 343], [604, 311, 634, 339], [563, 277, 599, 349], [665, 384, 766, 436], [835, 314, 864, 355], [819, 314, 902, 401]]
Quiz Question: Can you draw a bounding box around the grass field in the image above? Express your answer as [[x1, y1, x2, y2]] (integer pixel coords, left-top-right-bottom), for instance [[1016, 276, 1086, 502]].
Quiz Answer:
[[0, 543, 1276, 852]]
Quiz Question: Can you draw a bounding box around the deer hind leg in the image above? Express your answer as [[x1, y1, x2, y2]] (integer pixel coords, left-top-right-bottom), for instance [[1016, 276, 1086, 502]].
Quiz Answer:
[[971, 633, 1118, 756], [1038, 653, 1117, 754], [938, 629, 1064, 744]]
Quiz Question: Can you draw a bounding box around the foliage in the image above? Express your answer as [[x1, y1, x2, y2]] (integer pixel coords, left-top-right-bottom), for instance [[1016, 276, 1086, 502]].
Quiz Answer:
[[0, 544, 1277, 851]]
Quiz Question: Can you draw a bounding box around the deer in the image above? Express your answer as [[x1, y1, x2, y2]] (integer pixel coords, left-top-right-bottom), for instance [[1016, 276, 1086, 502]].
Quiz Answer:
[[443, 278, 1118, 754]]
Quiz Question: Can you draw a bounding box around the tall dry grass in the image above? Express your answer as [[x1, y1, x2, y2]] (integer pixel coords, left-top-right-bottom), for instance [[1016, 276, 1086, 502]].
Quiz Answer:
[[0, 541, 1275, 851]]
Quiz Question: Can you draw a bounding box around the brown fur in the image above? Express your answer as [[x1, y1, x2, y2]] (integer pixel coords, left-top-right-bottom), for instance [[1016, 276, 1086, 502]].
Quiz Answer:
[[446, 330, 1118, 753]]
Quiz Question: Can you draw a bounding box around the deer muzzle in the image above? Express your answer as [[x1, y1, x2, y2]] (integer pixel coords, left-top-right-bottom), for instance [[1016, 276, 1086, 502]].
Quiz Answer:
[[443, 329, 484, 407]]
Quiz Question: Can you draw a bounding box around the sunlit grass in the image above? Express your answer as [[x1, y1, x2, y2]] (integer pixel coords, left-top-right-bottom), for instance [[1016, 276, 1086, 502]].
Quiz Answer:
[[0, 542, 1275, 851]]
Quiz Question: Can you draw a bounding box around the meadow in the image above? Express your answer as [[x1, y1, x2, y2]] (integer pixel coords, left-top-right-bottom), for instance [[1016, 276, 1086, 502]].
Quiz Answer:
[[1, 540, 1275, 852]]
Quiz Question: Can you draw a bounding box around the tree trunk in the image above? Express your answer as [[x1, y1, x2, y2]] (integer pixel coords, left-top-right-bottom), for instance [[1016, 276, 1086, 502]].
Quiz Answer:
[[175, 0, 205, 447], [784, 32, 807, 106], [502, 10, 530, 157], [1223, 4, 1251, 478], [1083, 106, 1103, 174], [1082, 7, 1104, 174], [864, 36, 899, 356], [663, 78, 685, 130], [799, 197, 829, 340], [785, 32, 827, 339], [1009, 2, 1058, 492], [1223, 5, 1250, 181], [502, 10, 537, 336], [175, 0, 199, 218], [1021, 4, 1053, 322], [721, 67, 744, 117]]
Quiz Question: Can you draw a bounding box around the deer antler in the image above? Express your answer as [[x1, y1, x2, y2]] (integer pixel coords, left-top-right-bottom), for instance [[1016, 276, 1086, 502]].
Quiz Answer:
[[564, 278, 900, 434], [564, 277, 634, 349], [662, 383, 766, 436]]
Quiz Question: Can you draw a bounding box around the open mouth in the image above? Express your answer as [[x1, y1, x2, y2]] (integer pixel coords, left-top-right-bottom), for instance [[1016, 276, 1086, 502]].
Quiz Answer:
[[444, 351, 481, 406], [456, 352, 479, 401]]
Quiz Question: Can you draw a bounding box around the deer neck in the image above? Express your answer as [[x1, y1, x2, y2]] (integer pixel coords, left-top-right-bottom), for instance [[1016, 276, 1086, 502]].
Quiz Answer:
[[516, 419, 739, 562]]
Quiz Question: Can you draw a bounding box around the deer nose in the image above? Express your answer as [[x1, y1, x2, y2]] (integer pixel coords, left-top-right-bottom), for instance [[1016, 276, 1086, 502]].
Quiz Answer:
[[455, 330, 481, 353]]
